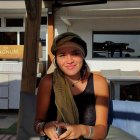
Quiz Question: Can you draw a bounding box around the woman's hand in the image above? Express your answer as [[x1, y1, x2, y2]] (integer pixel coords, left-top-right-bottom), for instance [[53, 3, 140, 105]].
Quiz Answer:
[[43, 121, 59, 140], [57, 123, 85, 140]]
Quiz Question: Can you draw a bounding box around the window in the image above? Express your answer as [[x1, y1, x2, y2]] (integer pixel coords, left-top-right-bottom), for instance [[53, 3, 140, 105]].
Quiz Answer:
[[6, 18, 23, 27], [92, 31, 140, 58], [41, 16, 47, 25], [40, 31, 46, 47], [20, 32, 24, 45], [0, 32, 17, 45]]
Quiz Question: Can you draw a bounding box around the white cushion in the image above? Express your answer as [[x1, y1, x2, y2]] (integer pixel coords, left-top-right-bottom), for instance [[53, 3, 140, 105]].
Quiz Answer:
[[120, 70, 140, 76], [101, 69, 121, 77]]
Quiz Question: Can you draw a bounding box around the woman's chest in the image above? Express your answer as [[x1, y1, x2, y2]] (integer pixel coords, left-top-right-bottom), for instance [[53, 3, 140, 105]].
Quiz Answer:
[[73, 92, 96, 125]]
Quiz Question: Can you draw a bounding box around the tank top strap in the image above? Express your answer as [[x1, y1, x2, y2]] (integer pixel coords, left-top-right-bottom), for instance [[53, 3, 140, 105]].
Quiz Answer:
[[83, 73, 94, 95]]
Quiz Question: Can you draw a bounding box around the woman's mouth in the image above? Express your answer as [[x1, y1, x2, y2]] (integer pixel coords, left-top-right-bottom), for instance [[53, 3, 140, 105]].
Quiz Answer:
[[66, 65, 76, 70]]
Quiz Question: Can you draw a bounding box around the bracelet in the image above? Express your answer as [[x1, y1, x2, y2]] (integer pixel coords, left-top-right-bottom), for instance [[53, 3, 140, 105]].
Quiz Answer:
[[43, 122, 46, 135], [84, 126, 94, 139], [34, 121, 46, 136]]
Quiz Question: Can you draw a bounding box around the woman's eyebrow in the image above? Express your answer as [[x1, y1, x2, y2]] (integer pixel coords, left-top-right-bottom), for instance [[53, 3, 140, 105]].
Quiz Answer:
[[72, 49, 80, 53]]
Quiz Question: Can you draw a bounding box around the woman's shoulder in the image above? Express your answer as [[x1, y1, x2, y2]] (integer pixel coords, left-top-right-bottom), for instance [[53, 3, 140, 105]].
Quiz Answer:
[[41, 73, 52, 80], [92, 72, 108, 85], [92, 72, 109, 96], [91, 71, 106, 80], [39, 73, 53, 87]]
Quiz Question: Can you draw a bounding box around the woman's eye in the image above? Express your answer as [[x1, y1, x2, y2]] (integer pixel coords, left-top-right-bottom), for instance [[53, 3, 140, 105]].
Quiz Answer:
[[58, 54, 65, 57]]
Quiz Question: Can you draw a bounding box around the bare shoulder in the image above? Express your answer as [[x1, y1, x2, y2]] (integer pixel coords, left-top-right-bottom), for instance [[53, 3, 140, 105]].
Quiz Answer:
[[92, 72, 109, 96], [38, 73, 52, 88], [93, 72, 108, 84], [36, 73, 53, 99]]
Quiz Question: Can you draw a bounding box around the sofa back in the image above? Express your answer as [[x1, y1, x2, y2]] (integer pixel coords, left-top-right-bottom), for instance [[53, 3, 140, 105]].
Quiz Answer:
[[109, 100, 140, 139]]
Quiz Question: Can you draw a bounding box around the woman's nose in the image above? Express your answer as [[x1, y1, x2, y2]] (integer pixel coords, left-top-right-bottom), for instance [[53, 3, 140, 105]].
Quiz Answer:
[[66, 55, 74, 63]]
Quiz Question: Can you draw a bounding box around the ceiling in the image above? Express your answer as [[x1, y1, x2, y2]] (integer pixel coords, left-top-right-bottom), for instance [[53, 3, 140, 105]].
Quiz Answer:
[[0, 0, 140, 23], [46, 0, 140, 25]]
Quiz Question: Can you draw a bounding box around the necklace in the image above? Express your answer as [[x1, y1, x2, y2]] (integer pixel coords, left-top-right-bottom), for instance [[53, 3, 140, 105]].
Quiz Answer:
[[65, 76, 81, 87], [71, 78, 81, 87]]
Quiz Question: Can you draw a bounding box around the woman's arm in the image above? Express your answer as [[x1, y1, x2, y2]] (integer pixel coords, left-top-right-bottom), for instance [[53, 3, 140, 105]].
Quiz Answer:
[[93, 73, 109, 139], [34, 74, 59, 139], [35, 74, 52, 121]]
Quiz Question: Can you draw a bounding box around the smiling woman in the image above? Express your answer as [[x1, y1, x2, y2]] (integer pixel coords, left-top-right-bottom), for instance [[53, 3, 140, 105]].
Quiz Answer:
[[34, 32, 110, 140], [34, 32, 137, 140]]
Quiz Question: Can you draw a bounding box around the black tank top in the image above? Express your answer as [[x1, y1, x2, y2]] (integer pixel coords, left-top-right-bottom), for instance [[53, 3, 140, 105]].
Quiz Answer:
[[45, 73, 96, 125]]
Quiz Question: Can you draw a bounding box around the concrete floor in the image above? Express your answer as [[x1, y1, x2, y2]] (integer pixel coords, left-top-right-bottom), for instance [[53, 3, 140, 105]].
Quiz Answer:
[[0, 113, 17, 129], [0, 134, 16, 140], [0, 111, 18, 140]]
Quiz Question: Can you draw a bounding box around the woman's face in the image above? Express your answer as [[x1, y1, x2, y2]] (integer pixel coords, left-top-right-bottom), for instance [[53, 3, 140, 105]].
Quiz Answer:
[[56, 41, 84, 77]]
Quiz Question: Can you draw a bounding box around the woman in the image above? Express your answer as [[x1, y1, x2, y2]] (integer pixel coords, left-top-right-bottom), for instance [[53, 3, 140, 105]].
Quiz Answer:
[[34, 32, 109, 140]]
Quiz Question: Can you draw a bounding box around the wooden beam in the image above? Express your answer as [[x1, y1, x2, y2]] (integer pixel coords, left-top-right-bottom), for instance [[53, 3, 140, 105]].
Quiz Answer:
[[43, 0, 107, 7], [48, 11, 54, 67], [25, 0, 37, 20], [21, 0, 42, 94]]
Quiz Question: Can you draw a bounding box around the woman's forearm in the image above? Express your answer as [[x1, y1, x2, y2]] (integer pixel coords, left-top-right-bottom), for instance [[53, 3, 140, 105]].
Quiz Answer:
[[80, 124, 107, 140]]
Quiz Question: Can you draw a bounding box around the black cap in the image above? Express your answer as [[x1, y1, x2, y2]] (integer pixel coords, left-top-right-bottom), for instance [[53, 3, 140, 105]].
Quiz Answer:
[[51, 32, 87, 57]]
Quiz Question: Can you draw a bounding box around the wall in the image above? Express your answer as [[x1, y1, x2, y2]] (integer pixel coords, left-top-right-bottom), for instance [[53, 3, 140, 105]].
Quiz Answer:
[[0, 62, 22, 109], [0, 61, 43, 109], [86, 60, 140, 71], [54, 8, 140, 71]]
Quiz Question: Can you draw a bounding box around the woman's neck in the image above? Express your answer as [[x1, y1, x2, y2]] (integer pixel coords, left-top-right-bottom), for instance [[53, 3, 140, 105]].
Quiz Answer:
[[65, 74, 81, 81], [65, 75, 81, 87]]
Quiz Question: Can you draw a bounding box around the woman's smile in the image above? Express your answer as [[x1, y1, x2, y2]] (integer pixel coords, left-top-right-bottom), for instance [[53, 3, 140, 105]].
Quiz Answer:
[[65, 64, 76, 70]]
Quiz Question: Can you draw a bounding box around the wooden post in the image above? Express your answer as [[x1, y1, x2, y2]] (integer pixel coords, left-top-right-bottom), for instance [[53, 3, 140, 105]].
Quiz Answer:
[[48, 11, 54, 67], [16, 0, 42, 139], [21, 0, 42, 94]]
